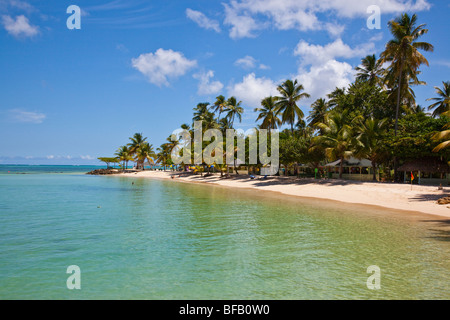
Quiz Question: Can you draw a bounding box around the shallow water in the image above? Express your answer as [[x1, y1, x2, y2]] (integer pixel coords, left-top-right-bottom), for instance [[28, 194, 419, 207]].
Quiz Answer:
[[0, 168, 449, 299]]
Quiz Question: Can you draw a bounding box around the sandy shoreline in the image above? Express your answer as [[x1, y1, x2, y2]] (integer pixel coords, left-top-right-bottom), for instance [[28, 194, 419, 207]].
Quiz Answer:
[[112, 170, 450, 219]]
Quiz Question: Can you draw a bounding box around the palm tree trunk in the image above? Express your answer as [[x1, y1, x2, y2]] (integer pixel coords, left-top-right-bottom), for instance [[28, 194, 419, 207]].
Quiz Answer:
[[372, 160, 377, 181], [339, 157, 344, 179], [393, 59, 404, 182]]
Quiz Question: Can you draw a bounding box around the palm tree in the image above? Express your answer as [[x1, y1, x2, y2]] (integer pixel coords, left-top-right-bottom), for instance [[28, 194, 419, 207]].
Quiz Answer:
[[275, 79, 310, 133], [307, 98, 329, 128], [156, 144, 171, 171], [193, 102, 211, 122], [354, 118, 388, 181], [254, 96, 282, 133], [355, 54, 385, 86], [427, 81, 450, 118], [225, 96, 243, 127], [380, 13, 434, 135], [432, 110, 450, 152], [115, 146, 134, 170], [314, 110, 355, 179], [135, 142, 156, 170], [213, 95, 228, 121], [327, 87, 346, 110], [127, 133, 148, 169]]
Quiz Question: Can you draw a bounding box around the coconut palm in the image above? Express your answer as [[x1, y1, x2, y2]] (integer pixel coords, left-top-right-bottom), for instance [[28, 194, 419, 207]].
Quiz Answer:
[[115, 146, 134, 170], [275, 79, 310, 133], [432, 110, 450, 152], [135, 142, 155, 170], [380, 13, 434, 135], [156, 144, 171, 171], [254, 96, 282, 133], [127, 133, 148, 169], [427, 81, 450, 118], [354, 117, 388, 181], [355, 54, 385, 86], [212, 95, 228, 121], [225, 96, 243, 128], [307, 98, 329, 128], [314, 110, 355, 179], [193, 102, 211, 122]]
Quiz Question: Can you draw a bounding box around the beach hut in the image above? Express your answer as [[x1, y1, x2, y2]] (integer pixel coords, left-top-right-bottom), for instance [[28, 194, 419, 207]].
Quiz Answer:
[[325, 157, 375, 181], [398, 157, 450, 185]]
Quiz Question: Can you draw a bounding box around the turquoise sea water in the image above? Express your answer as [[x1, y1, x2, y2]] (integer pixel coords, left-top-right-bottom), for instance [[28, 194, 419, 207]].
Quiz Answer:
[[0, 165, 449, 299]]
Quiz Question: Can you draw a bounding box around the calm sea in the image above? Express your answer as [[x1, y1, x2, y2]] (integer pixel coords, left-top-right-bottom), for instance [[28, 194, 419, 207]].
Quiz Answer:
[[0, 165, 449, 299]]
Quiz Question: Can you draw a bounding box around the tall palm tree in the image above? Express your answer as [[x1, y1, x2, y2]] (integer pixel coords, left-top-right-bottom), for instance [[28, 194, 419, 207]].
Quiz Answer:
[[355, 54, 385, 86], [307, 98, 329, 128], [380, 13, 434, 135], [225, 96, 243, 128], [427, 81, 450, 118], [354, 117, 388, 181], [275, 79, 310, 133], [213, 95, 228, 121], [254, 96, 282, 133], [314, 110, 354, 179]]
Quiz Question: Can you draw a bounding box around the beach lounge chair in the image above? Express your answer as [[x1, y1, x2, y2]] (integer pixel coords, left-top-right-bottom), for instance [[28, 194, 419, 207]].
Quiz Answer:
[[250, 175, 256, 179]]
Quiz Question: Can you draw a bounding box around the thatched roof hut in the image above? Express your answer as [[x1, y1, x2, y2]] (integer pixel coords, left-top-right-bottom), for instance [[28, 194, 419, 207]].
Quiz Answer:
[[398, 157, 450, 173]]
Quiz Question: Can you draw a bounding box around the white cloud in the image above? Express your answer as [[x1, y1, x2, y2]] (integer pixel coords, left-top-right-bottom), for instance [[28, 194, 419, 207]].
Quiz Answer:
[[259, 64, 270, 70], [293, 38, 375, 102], [222, 0, 431, 38], [296, 60, 355, 103], [131, 48, 197, 86], [80, 155, 94, 160], [294, 38, 374, 66], [235, 55, 257, 69], [2, 15, 39, 38], [186, 8, 221, 32], [228, 73, 278, 108], [193, 70, 224, 95], [223, 2, 259, 39], [8, 109, 46, 123]]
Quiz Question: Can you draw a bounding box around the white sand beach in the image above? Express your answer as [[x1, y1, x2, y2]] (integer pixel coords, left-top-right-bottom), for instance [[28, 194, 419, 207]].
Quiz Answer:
[[115, 171, 450, 219]]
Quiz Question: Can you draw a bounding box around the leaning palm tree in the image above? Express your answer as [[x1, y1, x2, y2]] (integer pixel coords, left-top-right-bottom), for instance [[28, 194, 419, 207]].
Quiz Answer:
[[427, 81, 450, 118], [354, 117, 388, 181], [314, 110, 355, 179], [307, 98, 329, 128], [380, 13, 434, 135], [254, 96, 282, 133], [355, 54, 385, 86], [275, 79, 310, 133]]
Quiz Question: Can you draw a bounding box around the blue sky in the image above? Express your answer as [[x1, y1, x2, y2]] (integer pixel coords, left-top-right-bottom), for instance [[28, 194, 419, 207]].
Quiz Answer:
[[0, 0, 449, 165]]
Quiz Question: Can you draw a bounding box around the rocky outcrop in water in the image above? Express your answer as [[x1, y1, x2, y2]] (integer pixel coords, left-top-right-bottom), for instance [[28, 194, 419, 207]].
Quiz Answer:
[[86, 169, 120, 175]]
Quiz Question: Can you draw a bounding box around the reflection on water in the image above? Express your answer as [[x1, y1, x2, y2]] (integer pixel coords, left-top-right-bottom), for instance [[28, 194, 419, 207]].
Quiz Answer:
[[0, 174, 449, 299]]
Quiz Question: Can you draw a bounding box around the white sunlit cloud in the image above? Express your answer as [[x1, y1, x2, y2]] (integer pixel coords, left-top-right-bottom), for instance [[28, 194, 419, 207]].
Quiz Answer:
[[131, 48, 197, 86], [235, 55, 270, 70], [1, 14, 39, 38], [222, 0, 431, 39], [8, 109, 46, 123], [228, 73, 278, 109], [186, 8, 221, 32], [292, 38, 375, 103], [193, 70, 224, 96]]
